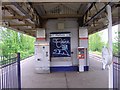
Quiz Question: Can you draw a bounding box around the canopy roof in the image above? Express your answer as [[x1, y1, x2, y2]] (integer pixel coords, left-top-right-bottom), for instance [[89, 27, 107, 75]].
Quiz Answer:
[[2, 2, 120, 36]]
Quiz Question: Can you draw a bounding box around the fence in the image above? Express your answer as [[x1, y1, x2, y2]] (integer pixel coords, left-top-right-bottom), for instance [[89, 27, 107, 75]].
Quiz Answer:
[[113, 55, 120, 90], [0, 53, 21, 89]]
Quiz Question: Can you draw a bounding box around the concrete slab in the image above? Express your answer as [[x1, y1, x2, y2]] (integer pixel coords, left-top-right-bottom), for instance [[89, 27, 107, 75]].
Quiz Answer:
[[21, 56, 67, 88], [21, 56, 108, 88]]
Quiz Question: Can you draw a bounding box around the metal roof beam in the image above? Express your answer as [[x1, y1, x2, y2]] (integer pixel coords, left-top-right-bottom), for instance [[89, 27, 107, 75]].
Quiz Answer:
[[11, 2, 40, 26], [83, 2, 110, 26], [77, 2, 94, 26], [83, 2, 95, 17], [42, 14, 82, 19], [2, 16, 29, 20], [9, 23, 35, 27]]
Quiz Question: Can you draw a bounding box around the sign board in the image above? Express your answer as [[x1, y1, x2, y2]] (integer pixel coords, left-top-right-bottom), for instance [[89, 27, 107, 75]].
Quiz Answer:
[[50, 32, 71, 57]]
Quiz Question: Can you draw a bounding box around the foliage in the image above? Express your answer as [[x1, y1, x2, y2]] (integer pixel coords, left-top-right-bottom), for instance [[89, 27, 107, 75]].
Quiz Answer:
[[0, 28, 35, 59], [113, 31, 120, 55], [89, 32, 105, 52], [89, 30, 119, 56]]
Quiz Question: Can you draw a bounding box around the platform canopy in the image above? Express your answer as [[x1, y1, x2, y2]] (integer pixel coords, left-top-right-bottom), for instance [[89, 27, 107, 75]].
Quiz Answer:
[[1, 1, 120, 36]]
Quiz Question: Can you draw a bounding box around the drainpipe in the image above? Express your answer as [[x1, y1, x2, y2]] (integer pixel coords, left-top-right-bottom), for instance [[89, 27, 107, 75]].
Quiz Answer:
[[106, 5, 113, 89]]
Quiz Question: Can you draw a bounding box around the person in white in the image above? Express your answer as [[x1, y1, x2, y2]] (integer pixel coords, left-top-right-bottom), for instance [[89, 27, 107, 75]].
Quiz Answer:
[[102, 46, 112, 70]]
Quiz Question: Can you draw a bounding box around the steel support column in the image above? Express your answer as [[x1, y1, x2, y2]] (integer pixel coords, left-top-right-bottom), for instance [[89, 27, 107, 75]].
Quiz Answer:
[[106, 5, 113, 89]]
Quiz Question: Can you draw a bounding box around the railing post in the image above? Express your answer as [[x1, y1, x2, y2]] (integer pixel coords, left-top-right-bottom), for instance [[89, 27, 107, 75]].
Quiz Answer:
[[17, 53, 21, 90]]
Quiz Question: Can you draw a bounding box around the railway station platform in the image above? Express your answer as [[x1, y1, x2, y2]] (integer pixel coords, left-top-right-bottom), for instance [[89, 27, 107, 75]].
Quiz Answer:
[[21, 55, 108, 88]]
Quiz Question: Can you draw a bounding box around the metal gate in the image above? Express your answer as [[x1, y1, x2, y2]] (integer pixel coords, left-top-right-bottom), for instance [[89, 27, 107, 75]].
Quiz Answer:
[[0, 53, 21, 89], [113, 55, 120, 90]]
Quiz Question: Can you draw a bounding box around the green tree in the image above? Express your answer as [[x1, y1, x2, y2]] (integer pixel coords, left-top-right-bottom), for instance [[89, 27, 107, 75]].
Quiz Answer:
[[0, 27, 35, 59], [89, 32, 105, 52], [113, 31, 120, 55]]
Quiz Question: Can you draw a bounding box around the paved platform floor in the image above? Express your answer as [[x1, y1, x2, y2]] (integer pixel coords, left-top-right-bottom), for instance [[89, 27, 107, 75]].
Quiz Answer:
[[21, 56, 108, 88]]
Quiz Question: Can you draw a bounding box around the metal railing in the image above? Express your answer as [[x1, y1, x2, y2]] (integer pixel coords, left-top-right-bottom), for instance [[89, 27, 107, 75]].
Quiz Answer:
[[113, 55, 120, 90], [0, 53, 21, 90]]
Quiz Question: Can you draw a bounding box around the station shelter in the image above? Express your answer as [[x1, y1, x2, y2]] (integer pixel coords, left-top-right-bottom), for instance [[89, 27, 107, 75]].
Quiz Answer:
[[1, 1, 120, 88]]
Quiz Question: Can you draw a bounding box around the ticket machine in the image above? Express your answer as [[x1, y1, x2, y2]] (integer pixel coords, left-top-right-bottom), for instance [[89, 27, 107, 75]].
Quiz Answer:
[[34, 42, 50, 73], [77, 47, 88, 72]]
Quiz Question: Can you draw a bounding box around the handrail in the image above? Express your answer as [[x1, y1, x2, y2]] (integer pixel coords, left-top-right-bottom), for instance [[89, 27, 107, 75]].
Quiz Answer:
[[113, 62, 120, 65], [113, 55, 120, 58], [0, 54, 17, 68]]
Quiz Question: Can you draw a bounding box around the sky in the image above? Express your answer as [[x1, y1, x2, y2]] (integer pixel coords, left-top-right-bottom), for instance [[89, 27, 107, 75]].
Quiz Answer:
[[100, 24, 119, 43]]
